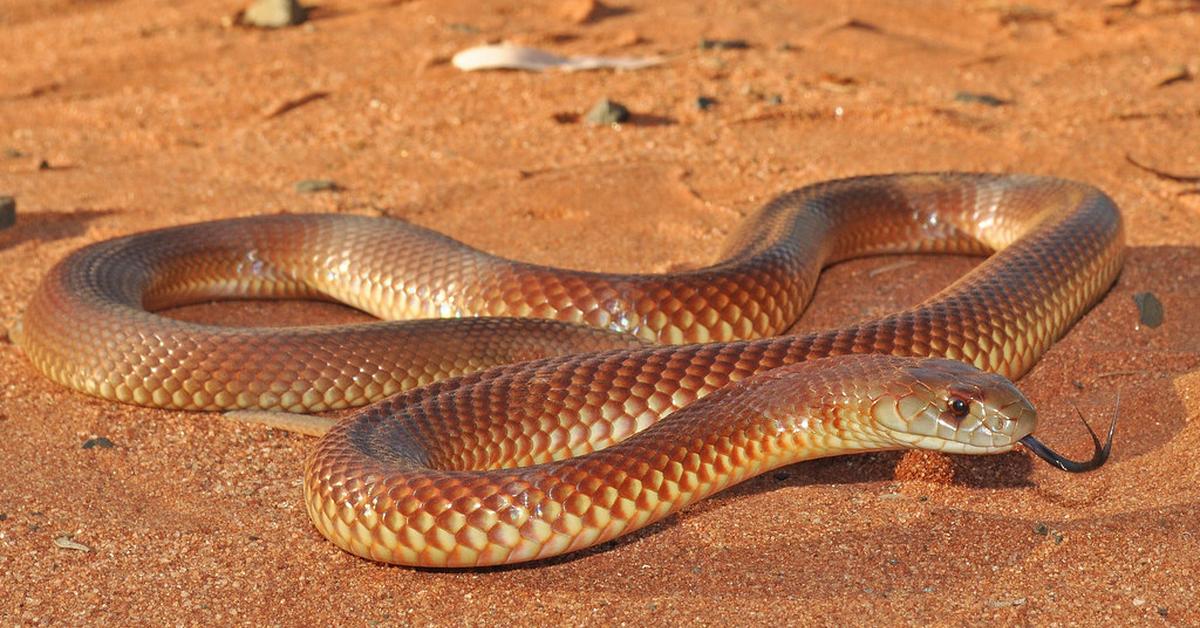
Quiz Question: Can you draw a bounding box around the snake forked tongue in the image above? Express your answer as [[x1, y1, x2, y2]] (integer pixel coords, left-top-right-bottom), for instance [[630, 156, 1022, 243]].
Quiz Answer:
[[1019, 409, 1118, 473]]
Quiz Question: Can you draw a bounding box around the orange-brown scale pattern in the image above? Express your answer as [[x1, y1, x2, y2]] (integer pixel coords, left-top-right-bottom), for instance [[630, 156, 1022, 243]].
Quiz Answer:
[[306, 355, 1038, 566], [16, 173, 1125, 566]]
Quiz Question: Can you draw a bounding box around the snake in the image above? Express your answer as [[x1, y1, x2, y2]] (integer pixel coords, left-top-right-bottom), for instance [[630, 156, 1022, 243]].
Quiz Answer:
[[14, 173, 1125, 567]]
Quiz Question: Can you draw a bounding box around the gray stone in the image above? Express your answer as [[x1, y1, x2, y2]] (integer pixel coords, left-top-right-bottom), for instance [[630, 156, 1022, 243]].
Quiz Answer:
[[954, 91, 1009, 107], [585, 99, 630, 125], [295, 179, 338, 193], [82, 436, 115, 449], [1133, 291, 1164, 328], [0, 196, 13, 230], [699, 38, 749, 50]]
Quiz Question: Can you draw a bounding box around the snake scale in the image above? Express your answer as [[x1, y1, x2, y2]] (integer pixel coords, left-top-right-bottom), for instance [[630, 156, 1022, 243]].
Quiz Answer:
[[15, 173, 1125, 567]]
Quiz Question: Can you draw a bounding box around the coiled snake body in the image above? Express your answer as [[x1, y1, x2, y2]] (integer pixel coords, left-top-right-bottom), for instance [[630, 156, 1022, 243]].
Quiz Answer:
[[16, 173, 1125, 567]]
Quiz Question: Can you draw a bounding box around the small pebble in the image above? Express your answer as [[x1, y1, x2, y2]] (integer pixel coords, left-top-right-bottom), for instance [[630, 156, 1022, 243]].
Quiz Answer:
[[557, 0, 599, 24], [1033, 522, 1049, 535], [294, 179, 338, 193], [1132, 291, 1163, 328], [53, 535, 93, 552], [954, 91, 1009, 106], [610, 29, 641, 47], [767, 94, 783, 105], [243, 0, 306, 28], [0, 196, 14, 230], [699, 38, 749, 50], [3, 148, 24, 159], [37, 159, 51, 170], [585, 98, 630, 125], [695, 96, 718, 110], [82, 436, 115, 449]]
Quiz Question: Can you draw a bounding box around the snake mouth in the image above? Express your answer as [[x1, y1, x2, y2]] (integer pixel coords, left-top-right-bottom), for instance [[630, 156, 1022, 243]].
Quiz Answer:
[[1019, 406, 1118, 473], [894, 435, 1021, 455]]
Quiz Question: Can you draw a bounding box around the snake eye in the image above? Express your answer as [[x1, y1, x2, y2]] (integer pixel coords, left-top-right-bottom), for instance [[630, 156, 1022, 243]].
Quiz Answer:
[[948, 396, 970, 419]]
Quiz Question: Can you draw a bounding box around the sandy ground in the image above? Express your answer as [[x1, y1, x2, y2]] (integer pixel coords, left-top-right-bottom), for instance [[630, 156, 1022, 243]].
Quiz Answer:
[[2, 0, 1199, 624]]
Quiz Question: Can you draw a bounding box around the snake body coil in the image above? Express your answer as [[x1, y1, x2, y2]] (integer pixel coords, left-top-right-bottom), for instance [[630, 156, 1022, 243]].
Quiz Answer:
[[16, 173, 1125, 566]]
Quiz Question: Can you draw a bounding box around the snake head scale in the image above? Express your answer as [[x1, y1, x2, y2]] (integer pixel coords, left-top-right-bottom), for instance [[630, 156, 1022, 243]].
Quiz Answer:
[[872, 358, 1038, 454], [871, 358, 1114, 472]]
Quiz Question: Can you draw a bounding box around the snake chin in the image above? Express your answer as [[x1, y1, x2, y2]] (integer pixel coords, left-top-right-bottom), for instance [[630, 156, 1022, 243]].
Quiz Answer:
[[872, 358, 1037, 455]]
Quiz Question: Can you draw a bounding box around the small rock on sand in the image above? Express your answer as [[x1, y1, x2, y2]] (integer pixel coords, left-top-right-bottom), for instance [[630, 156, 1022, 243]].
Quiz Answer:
[[954, 91, 1009, 106], [243, 0, 307, 28], [294, 179, 338, 193], [0, 196, 14, 230], [557, 0, 600, 24], [699, 38, 749, 50], [53, 535, 93, 552], [1133, 291, 1164, 328], [585, 99, 630, 125]]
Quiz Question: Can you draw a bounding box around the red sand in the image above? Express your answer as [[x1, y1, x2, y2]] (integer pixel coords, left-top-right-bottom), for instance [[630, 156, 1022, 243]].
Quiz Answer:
[[1, 0, 1198, 624]]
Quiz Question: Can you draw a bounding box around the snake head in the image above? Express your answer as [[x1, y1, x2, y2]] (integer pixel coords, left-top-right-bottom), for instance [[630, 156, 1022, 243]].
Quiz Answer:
[[872, 358, 1036, 454]]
